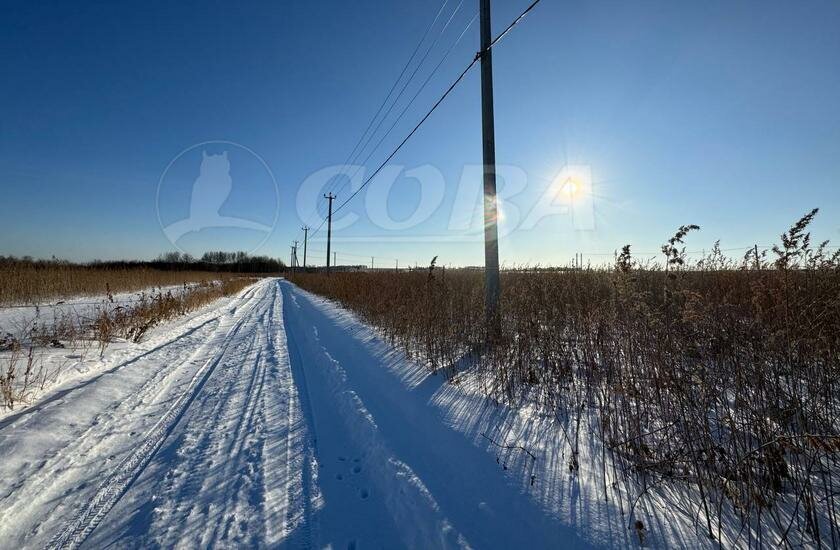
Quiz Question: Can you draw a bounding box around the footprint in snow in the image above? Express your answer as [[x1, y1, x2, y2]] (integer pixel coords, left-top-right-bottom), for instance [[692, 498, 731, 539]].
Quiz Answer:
[[359, 488, 369, 500], [352, 465, 361, 474]]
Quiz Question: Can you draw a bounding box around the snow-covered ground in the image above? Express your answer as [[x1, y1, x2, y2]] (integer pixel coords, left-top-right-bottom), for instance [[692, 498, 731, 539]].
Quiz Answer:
[[0, 282, 215, 335], [0, 281, 228, 414], [0, 278, 728, 548]]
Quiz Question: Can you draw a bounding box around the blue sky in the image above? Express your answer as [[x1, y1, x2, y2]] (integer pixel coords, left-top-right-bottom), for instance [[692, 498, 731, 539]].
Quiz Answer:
[[1, 0, 839, 266]]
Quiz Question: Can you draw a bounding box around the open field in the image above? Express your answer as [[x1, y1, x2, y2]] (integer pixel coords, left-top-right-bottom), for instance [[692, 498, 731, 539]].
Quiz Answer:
[[0, 275, 258, 411], [288, 217, 840, 547], [0, 258, 270, 306], [0, 279, 610, 549]]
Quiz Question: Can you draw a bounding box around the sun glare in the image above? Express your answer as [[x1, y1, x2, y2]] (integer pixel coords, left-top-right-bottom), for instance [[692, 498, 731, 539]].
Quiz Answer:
[[497, 199, 506, 222], [552, 166, 592, 202], [561, 178, 579, 197]]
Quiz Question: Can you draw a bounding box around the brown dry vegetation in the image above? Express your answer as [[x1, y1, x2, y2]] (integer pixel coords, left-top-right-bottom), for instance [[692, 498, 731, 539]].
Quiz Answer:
[[1, 277, 256, 410], [290, 211, 840, 547], [0, 263, 237, 306]]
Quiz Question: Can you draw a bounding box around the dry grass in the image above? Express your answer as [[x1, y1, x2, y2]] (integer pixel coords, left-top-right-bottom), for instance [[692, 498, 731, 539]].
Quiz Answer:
[[1, 277, 257, 411], [290, 211, 840, 547], [0, 263, 237, 306]]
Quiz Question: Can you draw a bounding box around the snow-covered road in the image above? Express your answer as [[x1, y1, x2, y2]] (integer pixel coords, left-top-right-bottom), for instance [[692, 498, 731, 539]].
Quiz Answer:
[[0, 278, 593, 549]]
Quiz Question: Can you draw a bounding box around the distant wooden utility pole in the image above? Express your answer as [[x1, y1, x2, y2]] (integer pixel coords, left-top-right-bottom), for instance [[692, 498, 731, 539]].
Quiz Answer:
[[324, 193, 336, 275], [301, 225, 309, 269], [480, 0, 501, 332], [291, 241, 299, 274], [371, 256, 374, 270]]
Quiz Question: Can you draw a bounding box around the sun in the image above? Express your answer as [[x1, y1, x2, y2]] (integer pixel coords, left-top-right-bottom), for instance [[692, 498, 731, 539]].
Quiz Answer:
[[552, 166, 592, 202], [554, 176, 580, 199], [561, 177, 579, 197]]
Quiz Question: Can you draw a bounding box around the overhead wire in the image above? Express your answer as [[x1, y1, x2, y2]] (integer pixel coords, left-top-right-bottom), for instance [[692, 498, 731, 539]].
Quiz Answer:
[[341, 0, 466, 183], [312, 0, 545, 238], [338, 10, 479, 202], [298, 0, 456, 233], [300, 0, 545, 265]]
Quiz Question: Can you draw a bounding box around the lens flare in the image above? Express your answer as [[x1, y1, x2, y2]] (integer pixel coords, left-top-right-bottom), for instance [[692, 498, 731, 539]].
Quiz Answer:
[[560, 178, 579, 198]]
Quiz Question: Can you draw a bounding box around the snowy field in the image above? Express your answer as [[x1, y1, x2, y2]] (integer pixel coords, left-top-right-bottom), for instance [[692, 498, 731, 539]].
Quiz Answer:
[[0, 282, 214, 333], [0, 278, 783, 548], [0, 282, 228, 411]]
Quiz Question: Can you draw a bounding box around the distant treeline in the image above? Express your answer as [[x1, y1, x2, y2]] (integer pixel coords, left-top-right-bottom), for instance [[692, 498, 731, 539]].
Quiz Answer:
[[0, 251, 286, 274]]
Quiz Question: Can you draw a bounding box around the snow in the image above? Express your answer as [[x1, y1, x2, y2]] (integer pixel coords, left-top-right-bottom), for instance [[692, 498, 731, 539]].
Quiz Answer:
[[0, 281, 233, 423], [0, 277, 737, 548], [0, 283, 212, 334]]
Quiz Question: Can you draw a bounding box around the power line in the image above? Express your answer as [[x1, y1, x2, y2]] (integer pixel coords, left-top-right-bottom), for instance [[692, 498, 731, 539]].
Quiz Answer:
[[311, 0, 544, 238], [309, 56, 476, 240], [299, 0, 456, 233], [335, 11, 479, 203], [305, 248, 400, 261], [338, 0, 466, 188], [488, 0, 542, 50], [340, 0, 452, 173]]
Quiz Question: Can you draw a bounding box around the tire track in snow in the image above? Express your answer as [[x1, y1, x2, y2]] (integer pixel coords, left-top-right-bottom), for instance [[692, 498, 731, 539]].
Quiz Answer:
[[0, 316, 217, 432], [151, 316, 264, 547], [46, 280, 272, 550], [282, 287, 410, 549], [283, 304, 319, 548], [250, 280, 312, 548], [0, 316, 225, 547]]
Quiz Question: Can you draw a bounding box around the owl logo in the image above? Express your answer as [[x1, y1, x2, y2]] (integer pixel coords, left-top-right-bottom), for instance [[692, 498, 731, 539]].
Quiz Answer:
[[162, 149, 274, 244]]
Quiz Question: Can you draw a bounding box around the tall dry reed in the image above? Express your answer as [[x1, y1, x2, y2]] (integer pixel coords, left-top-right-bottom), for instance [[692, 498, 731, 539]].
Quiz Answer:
[[290, 210, 840, 548]]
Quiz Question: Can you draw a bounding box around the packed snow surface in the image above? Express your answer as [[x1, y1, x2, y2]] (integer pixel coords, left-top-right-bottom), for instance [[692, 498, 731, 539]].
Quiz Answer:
[[0, 278, 695, 548]]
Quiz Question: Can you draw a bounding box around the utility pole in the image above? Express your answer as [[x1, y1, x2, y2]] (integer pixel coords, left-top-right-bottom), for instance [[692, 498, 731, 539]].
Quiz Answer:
[[324, 193, 336, 275], [301, 225, 309, 269], [333, 251, 337, 268], [371, 256, 374, 270], [395, 259, 398, 272], [291, 241, 299, 274], [480, 0, 501, 333]]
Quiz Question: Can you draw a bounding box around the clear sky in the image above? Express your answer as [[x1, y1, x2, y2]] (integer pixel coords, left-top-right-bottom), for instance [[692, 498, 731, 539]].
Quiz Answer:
[[2, 0, 839, 267]]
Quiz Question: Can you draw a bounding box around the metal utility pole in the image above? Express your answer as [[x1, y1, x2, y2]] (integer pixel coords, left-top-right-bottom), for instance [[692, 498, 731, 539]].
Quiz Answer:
[[324, 193, 336, 275], [480, 0, 501, 330], [301, 226, 309, 269]]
